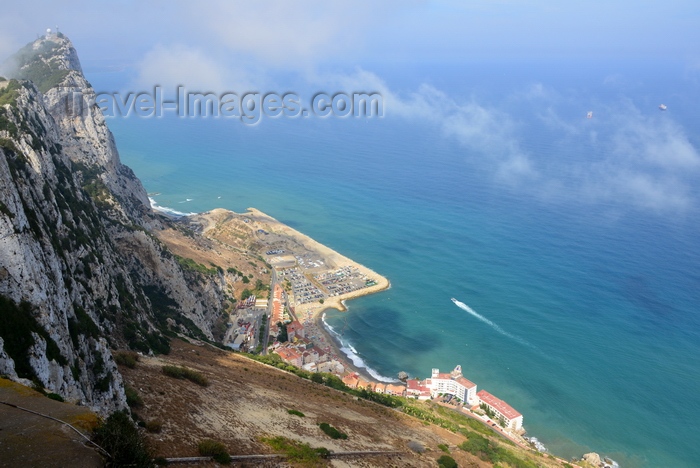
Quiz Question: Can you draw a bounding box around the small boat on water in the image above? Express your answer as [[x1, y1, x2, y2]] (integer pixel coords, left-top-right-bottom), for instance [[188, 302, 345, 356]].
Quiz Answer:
[[451, 298, 458, 304], [659, 104, 667, 111], [586, 111, 593, 119]]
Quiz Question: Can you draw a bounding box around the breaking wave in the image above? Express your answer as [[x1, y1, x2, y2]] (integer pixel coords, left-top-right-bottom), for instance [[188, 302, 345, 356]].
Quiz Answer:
[[148, 197, 197, 217], [322, 313, 398, 383]]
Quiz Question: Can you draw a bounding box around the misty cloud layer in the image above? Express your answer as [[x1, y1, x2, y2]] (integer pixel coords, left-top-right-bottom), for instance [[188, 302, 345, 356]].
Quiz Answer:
[[2, 1, 699, 214]]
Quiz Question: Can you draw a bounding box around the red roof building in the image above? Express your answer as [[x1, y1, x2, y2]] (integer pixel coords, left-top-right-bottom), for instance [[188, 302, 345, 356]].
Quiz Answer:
[[357, 379, 375, 391], [385, 384, 406, 397], [287, 320, 305, 341], [275, 347, 302, 367], [342, 372, 360, 389], [406, 379, 432, 400], [477, 390, 523, 431]]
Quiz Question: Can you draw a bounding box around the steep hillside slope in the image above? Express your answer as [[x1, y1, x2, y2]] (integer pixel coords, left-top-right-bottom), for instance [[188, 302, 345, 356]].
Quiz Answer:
[[119, 338, 570, 468], [0, 35, 228, 414], [0, 377, 102, 467]]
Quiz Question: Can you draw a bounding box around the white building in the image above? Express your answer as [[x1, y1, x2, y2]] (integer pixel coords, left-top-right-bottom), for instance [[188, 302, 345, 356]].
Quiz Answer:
[[477, 389, 523, 431], [317, 360, 344, 374], [429, 365, 478, 406]]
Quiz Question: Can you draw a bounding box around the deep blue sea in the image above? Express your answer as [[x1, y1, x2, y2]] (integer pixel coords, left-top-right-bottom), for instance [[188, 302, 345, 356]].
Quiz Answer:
[[88, 59, 700, 467]]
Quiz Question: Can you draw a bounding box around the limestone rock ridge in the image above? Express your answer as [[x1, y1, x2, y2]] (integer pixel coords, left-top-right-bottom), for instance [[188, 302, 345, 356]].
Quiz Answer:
[[0, 34, 226, 414]]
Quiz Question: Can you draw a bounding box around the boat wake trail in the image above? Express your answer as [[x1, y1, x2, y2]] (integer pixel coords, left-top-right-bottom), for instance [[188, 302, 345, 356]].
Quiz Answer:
[[452, 298, 535, 349]]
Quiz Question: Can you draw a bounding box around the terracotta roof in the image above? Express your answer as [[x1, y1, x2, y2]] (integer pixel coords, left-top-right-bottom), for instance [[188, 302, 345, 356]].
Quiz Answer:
[[276, 348, 301, 362], [342, 373, 360, 387], [385, 384, 405, 395], [477, 390, 521, 420], [272, 301, 283, 322], [455, 376, 476, 389], [406, 379, 421, 390], [406, 379, 430, 392], [358, 379, 374, 391]]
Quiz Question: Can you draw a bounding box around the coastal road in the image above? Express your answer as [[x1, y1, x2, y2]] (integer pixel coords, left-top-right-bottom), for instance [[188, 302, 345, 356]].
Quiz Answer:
[[261, 268, 277, 355], [435, 402, 527, 448]]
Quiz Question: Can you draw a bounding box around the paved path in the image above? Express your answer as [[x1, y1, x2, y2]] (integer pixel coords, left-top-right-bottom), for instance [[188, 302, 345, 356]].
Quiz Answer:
[[165, 450, 402, 464]]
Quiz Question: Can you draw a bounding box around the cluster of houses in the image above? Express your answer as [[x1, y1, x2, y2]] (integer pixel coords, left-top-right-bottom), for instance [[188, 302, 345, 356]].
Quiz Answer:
[[227, 314, 257, 351], [264, 282, 524, 432], [341, 373, 407, 396], [225, 307, 267, 352], [268, 284, 287, 337], [237, 294, 257, 309], [273, 325, 526, 432], [272, 319, 345, 375], [340, 365, 524, 432]]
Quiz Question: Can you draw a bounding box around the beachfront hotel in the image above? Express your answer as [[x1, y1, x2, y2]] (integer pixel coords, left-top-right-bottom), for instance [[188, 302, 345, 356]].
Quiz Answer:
[[429, 365, 479, 406], [477, 389, 523, 431]]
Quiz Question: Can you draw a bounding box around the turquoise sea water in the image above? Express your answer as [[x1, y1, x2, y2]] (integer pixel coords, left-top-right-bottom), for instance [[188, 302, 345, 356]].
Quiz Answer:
[[90, 60, 700, 467]]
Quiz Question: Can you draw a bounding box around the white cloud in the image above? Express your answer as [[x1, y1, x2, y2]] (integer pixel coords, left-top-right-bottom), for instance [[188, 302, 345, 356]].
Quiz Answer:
[[380, 75, 700, 213], [536, 106, 582, 135], [524, 82, 549, 100], [134, 45, 226, 91], [183, 1, 406, 69], [320, 68, 538, 183], [0, 33, 20, 66], [528, 99, 700, 212], [612, 114, 700, 170], [584, 169, 692, 213], [590, 108, 700, 212], [620, 173, 691, 212], [132, 44, 261, 94], [496, 152, 538, 182]]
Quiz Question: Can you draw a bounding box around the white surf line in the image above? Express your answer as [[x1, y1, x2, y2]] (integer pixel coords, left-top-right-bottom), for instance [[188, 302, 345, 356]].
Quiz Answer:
[[322, 313, 398, 383], [148, 197, 196, 217]]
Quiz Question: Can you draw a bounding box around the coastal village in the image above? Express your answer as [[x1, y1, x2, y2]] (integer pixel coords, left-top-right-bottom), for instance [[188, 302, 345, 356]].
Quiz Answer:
[[159, 207, 620, 467], [214, 208, 532, 448]]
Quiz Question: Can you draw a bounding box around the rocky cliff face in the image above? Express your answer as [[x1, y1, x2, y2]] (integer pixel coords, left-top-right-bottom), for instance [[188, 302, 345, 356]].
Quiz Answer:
[[0, 34, 227, 415]]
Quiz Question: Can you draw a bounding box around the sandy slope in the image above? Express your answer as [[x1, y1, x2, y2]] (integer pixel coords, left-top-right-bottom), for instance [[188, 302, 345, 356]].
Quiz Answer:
[[0, 379, 102, 467], [120, 338, 491, 467]]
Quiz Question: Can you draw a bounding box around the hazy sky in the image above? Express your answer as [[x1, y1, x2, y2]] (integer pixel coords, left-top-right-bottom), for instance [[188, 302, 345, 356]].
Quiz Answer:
[[2, 1, 700, 214], [2, 1, 699, 68], [3, 1, 700, 96]]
